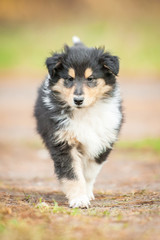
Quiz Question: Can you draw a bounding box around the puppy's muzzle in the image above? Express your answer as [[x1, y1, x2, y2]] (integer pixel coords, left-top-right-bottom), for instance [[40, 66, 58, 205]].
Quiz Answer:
[[74, 96, 84, 106]]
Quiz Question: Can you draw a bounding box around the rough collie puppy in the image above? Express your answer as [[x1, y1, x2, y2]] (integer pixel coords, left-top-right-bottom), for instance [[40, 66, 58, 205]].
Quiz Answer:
[[34, 36, 123, 208]]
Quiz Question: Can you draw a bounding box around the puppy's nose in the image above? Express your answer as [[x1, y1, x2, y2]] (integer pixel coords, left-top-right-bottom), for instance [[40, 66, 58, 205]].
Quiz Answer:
[[74, 96, 84, 106]]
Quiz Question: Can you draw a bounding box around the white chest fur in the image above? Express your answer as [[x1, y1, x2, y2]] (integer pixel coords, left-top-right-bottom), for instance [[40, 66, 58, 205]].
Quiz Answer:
[[56, 88, 122, 159]]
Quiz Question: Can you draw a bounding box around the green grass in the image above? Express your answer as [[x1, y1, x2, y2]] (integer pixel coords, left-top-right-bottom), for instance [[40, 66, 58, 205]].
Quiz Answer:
[[117, 138, 160, 153], [0, 19, 160, 75]]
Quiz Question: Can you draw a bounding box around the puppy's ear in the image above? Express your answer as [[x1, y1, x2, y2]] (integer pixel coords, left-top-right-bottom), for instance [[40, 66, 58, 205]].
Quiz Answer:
[[45, 53, 63, 78], [100, 52, 119, 76]]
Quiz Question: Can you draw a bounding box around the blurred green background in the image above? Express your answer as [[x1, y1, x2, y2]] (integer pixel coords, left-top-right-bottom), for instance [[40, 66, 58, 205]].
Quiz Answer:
[[0, 0, 160, 149], [0, 0, 160, 77], [0, 3, 160, 239]]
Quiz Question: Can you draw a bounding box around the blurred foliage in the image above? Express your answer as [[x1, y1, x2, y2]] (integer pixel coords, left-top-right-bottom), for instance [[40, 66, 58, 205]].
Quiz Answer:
[[0, 0, 160, 23], [0, 0, 160, 76], [0, 20, 160, 76]]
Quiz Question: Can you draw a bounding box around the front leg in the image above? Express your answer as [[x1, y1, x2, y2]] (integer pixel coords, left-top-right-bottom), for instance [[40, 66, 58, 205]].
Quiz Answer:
[[84, 148, 112, 200], [50, 144, 90, 208], [61, 147, 90, 208], [83, 160, 103, 201]]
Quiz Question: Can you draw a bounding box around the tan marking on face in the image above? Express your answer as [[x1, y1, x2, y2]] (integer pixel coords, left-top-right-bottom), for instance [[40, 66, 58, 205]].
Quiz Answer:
[[83, 78, 112, 107], [84, 68, 93, 79], [51, 78, 112, 108], [51, 78, 75, 106], [68, 68, 75, 78]]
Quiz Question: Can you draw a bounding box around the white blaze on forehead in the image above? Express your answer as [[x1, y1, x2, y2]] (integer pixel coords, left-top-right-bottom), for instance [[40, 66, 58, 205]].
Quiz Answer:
[[68, 68, 75, 78], [84, 68, 93, 79]]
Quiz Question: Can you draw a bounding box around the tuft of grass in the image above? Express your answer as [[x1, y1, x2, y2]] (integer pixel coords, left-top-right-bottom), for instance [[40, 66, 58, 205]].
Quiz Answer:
[[87, 208, 111, 217], [35, 199, 83, 215], [24, 194, 31, 202], [70, 208, 81, 216], [52, 200, 66, 214], [35, 198, 49, 210]]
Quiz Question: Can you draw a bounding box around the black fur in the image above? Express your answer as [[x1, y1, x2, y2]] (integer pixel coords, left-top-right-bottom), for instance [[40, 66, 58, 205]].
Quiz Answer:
[[34, 40, 122, 181], [95, 148, 112, 164], [46, 46, 119, 85], [34, 84, 76, 179]]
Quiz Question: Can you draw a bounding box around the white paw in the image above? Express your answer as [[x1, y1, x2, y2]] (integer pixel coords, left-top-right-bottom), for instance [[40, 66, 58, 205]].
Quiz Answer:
[[88, 191, 95, 201], [69, 195, 90, 208]]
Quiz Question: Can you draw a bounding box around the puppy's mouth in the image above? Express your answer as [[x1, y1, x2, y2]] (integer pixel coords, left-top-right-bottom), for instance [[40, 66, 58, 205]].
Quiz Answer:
[[75, 105, 83, 109], [73, 104, 84, 109]]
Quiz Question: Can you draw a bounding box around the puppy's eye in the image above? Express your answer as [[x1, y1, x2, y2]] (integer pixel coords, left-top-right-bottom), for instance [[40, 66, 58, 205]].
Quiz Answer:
[[64, 77, 74, 87], [87, 76, 94, 82]]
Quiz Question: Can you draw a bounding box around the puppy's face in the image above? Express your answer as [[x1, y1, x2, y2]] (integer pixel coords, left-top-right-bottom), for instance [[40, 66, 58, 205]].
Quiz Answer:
[[46, 46, 119, 108]]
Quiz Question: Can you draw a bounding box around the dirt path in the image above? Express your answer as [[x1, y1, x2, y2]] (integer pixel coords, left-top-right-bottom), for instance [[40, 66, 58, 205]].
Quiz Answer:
[[0, 146, 160, 240], [0, 186, 160, 240], [0, 78, 160, 239]]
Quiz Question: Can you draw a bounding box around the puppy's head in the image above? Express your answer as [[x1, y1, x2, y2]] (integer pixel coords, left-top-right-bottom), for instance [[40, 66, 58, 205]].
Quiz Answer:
[[46, 45, 119, 109]]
